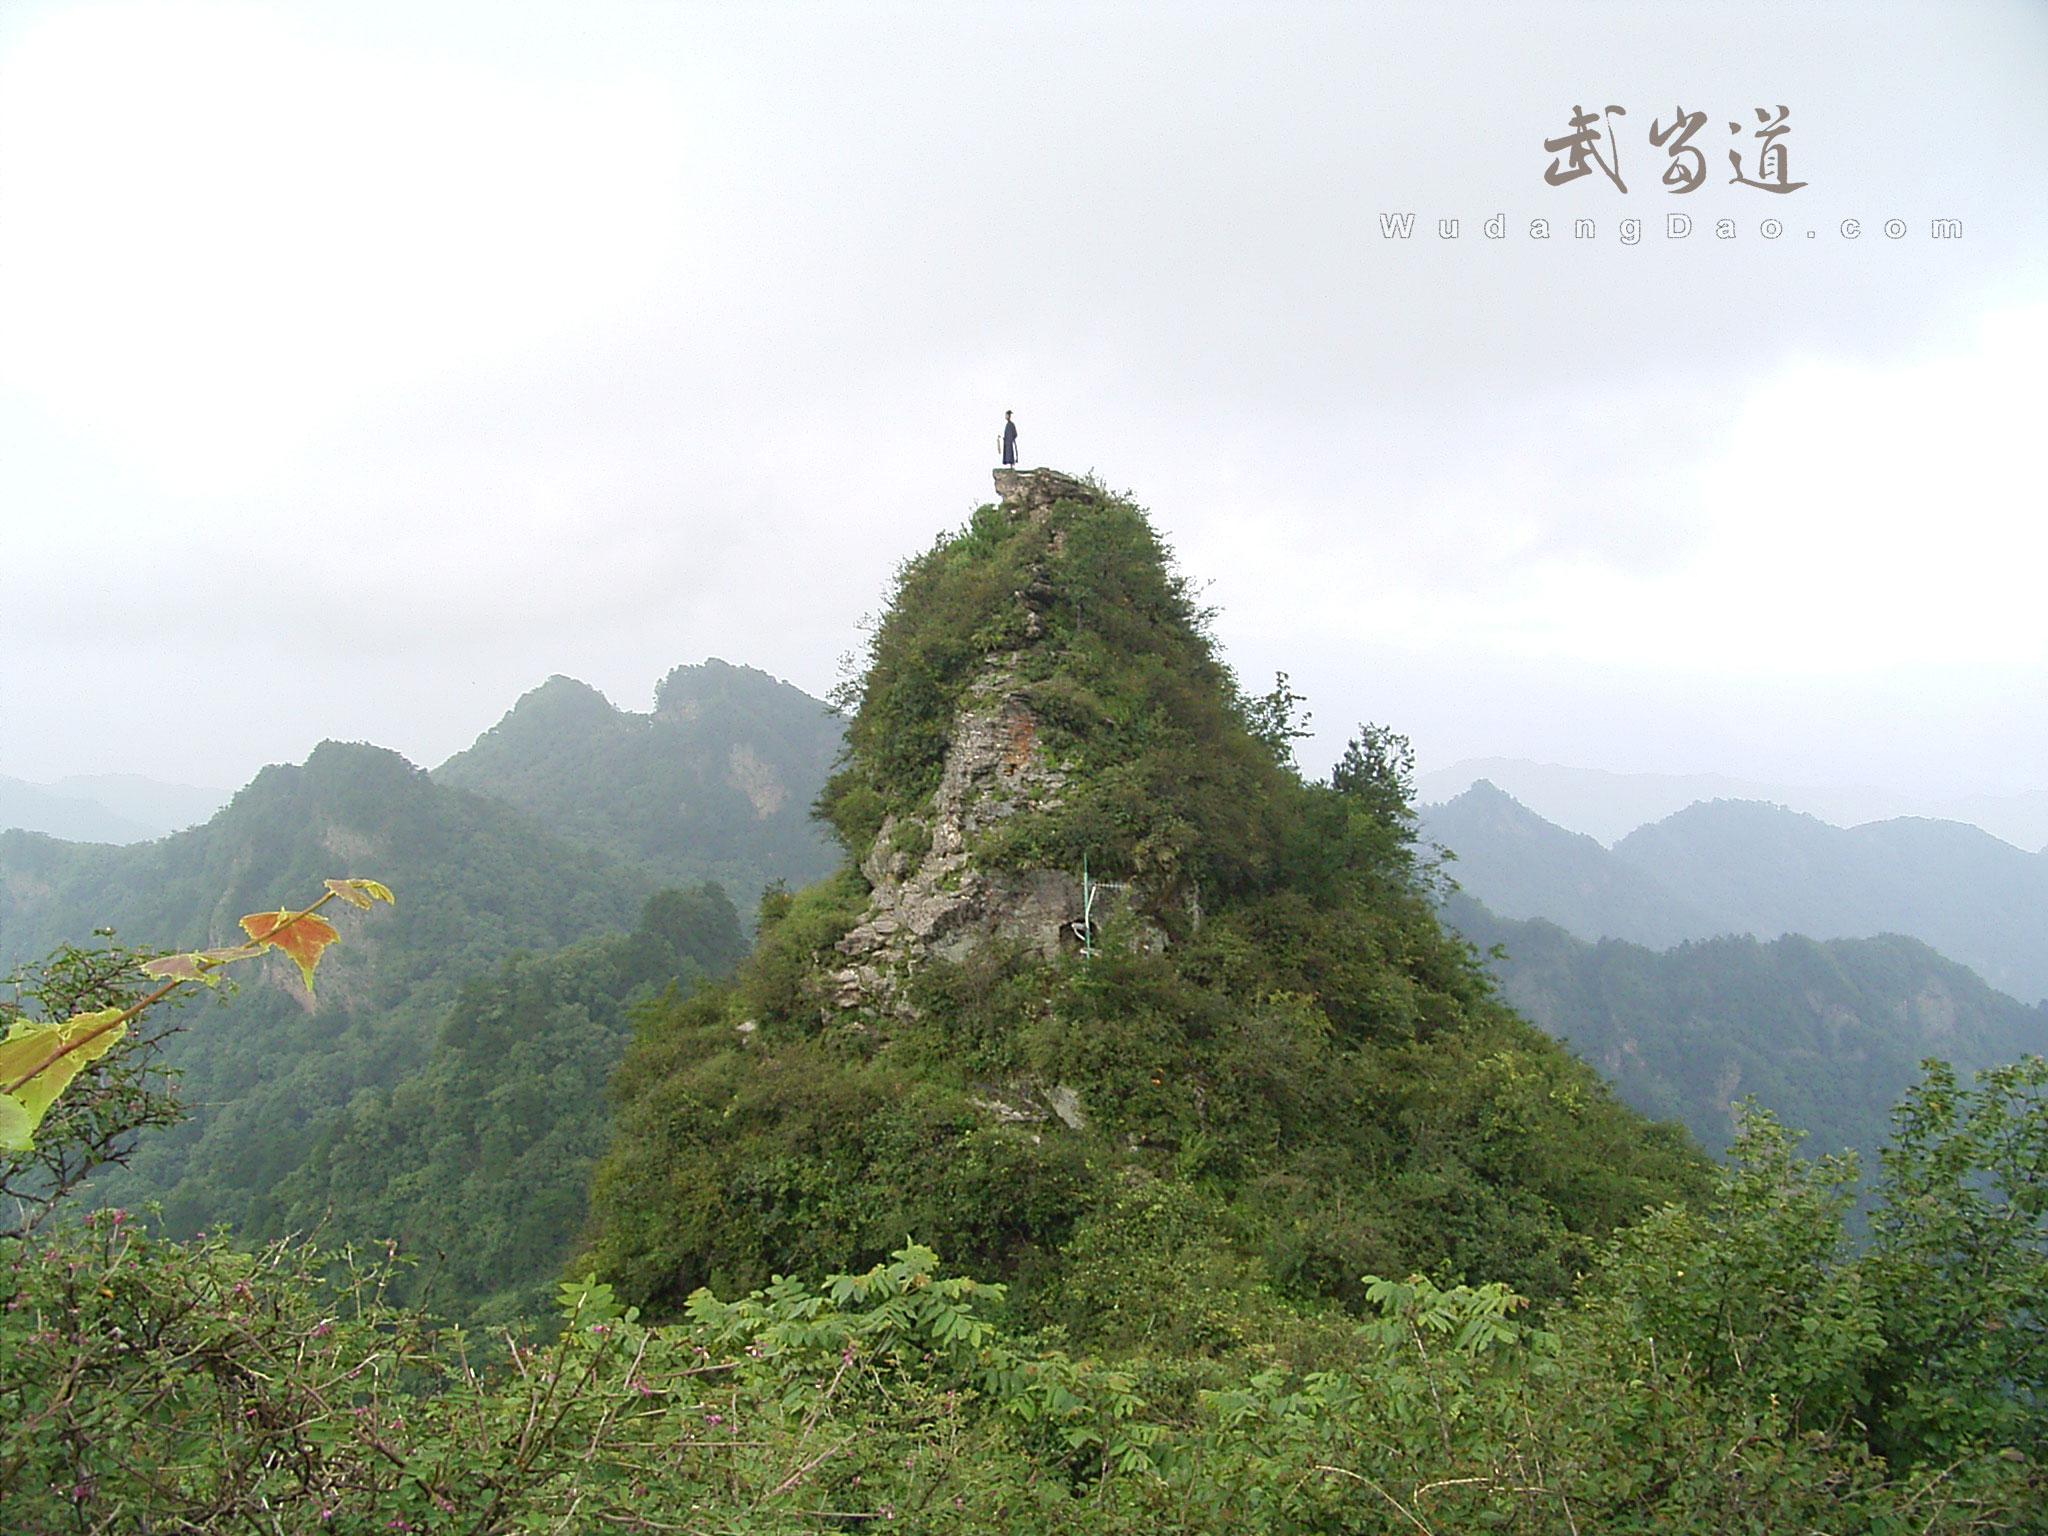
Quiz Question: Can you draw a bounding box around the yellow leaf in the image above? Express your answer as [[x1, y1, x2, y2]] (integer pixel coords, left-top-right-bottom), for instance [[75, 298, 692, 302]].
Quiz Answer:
[[325, 878, 394, 909], [0, 1094, 34, 1153], [0, 1009, 131, 1150], [141, 953, 217, 986]]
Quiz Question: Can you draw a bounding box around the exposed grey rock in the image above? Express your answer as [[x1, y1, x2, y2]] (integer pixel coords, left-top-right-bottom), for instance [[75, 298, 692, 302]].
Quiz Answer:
[[1046, 1084, 1088, 1132], [993, 467, 1092, 519], [966, 1079, 1088, 1132], [825, 470, 1181, 1025], [834, 669, 1083, 1009], [968, 1095, 1045, 1124]]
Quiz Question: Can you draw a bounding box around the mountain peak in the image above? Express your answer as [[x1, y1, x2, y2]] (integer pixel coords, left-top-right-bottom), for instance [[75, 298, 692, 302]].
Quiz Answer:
[[584, 473, 1708, 1318], [816, 473, 1285, 1014]]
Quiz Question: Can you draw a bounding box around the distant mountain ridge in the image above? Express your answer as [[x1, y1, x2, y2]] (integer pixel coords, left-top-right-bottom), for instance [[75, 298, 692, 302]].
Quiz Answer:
[[1418, 778, 1721, 950], [1419, 756, 2048, 851], [0, 773, 229, 844], [1448, 892, 2048, 1176], [433, 658, 843, 915], [1422, 781, 2048, 1003]]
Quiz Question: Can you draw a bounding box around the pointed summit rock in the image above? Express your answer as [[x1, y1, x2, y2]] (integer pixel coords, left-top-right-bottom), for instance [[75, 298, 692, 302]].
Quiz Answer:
[[816, 470, 1280, 1013], [991, 465, 1093, 515], [589, 472, 1706, 1333]]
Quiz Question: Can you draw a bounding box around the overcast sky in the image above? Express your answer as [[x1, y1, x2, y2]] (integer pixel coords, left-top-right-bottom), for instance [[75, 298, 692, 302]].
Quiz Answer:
[[3, 1, 2044, 801]]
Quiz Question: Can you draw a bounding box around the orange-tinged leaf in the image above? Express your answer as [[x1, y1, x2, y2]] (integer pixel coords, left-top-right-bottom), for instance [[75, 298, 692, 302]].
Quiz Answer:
[[325, 877, 395, 909], [0, 1009, 130, 1150], [239, 908, 341, 991]]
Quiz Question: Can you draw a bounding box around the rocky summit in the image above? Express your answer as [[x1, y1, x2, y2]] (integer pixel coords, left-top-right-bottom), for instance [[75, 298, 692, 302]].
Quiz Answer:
[[587, 469, 1706, 1325], [829, 471, 1122, 1010]]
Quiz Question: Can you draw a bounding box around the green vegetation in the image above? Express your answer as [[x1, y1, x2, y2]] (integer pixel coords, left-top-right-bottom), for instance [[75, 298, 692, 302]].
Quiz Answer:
[[1, 935, 185, 1236], [267, 884, 744, 1324], [595, 481, 1706, 1329], [0, 740, 648, 1242], [822, 495, 1296, 898], [434, 659, 844, 913], [4, 1075, 2041, 1530], [1450, 892, 2048, 1172]]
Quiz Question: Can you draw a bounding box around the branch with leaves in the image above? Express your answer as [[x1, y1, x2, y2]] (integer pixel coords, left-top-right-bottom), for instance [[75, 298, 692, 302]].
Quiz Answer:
[[0, 878, 392, 1154]]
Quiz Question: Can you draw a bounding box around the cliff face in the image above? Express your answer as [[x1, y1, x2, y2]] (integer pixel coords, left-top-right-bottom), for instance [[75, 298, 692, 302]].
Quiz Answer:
[[834, 687, 1077, 983], [829, 472, 1107, 1008], [589, 470, 1708, 1327]]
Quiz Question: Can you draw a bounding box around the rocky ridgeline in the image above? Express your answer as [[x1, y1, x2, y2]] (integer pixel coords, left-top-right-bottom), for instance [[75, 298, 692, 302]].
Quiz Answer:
[[829, 470, 1102, 1015]]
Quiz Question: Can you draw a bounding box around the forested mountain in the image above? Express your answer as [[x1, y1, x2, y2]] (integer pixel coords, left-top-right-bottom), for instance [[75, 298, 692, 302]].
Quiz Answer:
[[0, 740, 650, 1237], [1422, 781, 2048, 1002], [433, 659, 843, 914], [0, 659, 843, 1249], [266, 884, 745, 1324], [1447, 892, 2048, 1172], [588, 469, 1706, 1326]]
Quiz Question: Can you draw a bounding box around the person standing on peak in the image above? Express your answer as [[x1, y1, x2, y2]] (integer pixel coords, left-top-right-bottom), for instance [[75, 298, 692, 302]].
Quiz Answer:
[[999, 411, 1018, 466]]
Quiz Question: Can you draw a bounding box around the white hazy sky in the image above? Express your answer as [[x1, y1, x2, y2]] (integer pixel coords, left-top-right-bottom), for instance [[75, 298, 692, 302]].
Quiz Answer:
[[2, 1, 2044, 798]]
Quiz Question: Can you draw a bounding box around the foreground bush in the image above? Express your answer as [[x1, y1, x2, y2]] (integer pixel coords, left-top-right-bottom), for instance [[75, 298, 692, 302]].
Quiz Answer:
[[6, 1097, 2040, 1536]]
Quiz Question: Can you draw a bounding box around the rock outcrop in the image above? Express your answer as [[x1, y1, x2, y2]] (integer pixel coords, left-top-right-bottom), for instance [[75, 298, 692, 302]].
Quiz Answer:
[[991, 466, 1092, 517], [831, 473, 1096, 1010], [588, 464, 1715, 1321]]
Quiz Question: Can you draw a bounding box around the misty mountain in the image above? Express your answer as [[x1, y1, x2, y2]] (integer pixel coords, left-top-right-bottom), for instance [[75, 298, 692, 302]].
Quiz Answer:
[[1448, 892, 2048, 1176], [1419, 756, 2048, 851], [0, 778, 157, 843], [1422, 782, 2048, 1004], [0, 773, 230, 844], [1421, 779, 1721, 948], [1612, 801, 2048, 1002], [433, 658, 843, 915]]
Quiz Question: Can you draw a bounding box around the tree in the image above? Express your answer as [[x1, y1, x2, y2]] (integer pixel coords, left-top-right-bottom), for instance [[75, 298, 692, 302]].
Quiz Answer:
[[1866, 1055, 2048, 1464], [0, 935, 186, 1237]]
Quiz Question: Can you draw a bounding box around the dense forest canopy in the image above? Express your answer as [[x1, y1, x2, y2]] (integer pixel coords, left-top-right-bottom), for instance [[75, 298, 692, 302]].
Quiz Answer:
[[1450, 891, 2048, 1171]]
